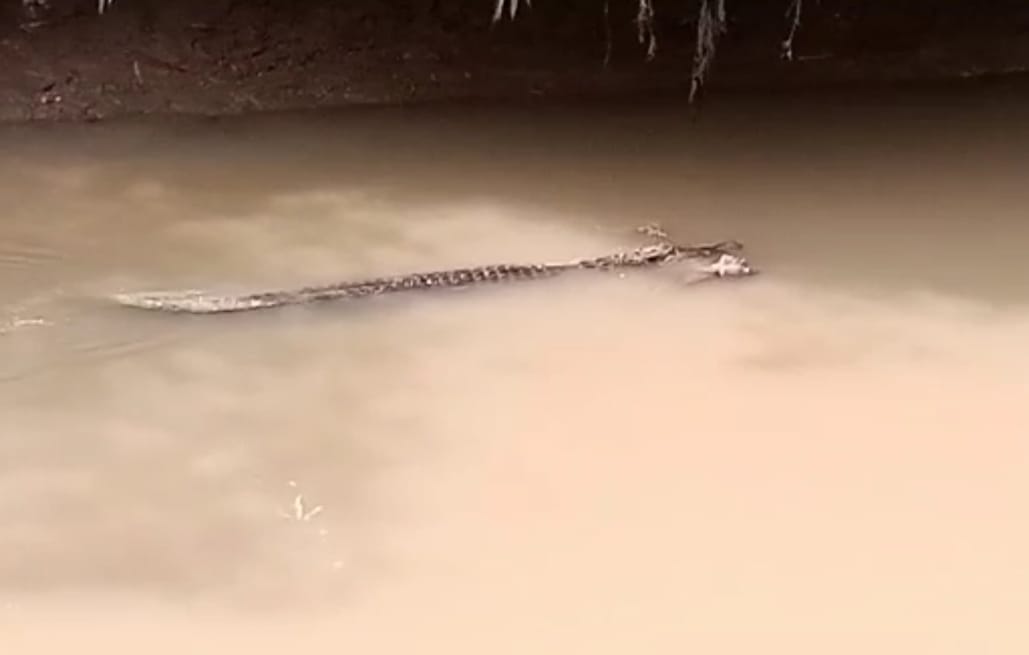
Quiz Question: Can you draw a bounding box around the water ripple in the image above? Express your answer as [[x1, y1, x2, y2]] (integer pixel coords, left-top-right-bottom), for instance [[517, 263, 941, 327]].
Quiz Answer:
[[0, 242, 64, 270], [0, 289, 188, 385]]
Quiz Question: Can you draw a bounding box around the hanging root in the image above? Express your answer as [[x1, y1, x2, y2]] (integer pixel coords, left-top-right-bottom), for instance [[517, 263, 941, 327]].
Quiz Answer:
[[781, 0, 803, 61], [689, 0, 728, 103], [603, 0, 613, 67], [636, 0, 658, 61], [491, 0, 532, 24]]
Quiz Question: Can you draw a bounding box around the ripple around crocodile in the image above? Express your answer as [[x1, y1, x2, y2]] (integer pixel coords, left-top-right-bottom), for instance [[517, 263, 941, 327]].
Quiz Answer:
[[111, 224, 758, 315]]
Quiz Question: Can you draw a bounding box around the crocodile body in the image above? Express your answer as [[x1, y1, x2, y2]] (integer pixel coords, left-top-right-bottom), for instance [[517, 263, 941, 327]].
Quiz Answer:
[[112, 225, 756, 315]]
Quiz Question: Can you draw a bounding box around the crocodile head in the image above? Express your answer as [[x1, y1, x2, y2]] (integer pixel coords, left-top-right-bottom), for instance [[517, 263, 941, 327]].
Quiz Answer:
[[701, 252, 756, 277]]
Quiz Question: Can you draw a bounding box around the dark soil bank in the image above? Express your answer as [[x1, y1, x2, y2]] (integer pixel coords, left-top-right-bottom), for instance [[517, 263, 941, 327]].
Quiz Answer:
[[3, 0, 1029, 123]]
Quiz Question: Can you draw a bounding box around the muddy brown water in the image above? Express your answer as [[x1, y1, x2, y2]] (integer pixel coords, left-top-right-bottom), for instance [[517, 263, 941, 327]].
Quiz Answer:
[[2, 83, 1029, 653]]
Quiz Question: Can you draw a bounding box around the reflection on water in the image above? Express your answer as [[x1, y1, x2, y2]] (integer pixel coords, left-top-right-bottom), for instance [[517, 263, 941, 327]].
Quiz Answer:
[[2, 85, 1029, 653]]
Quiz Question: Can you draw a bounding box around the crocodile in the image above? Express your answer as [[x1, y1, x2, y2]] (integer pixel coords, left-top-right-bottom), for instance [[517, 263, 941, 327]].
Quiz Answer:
[[112, 224, 757, 315]]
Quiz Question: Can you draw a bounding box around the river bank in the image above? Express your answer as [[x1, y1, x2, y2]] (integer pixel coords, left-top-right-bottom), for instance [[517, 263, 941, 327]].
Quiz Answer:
[[1, 0, 1028, 123]]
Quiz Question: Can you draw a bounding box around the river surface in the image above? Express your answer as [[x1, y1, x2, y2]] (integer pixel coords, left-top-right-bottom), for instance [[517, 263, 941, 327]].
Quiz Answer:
[[1, 82, 1028, 653]]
